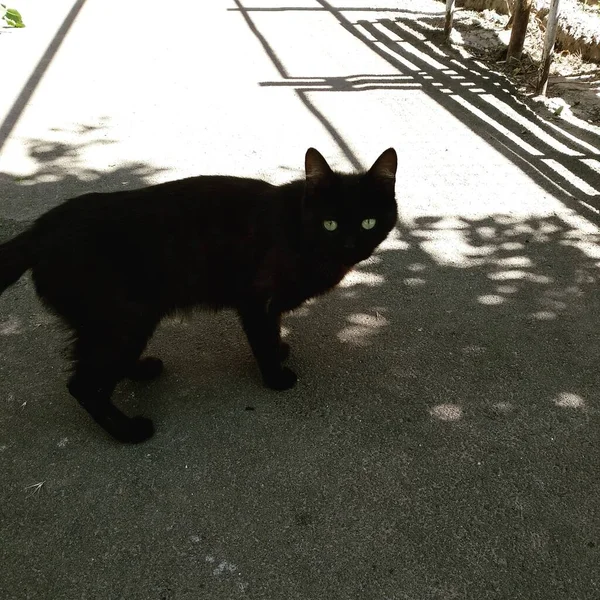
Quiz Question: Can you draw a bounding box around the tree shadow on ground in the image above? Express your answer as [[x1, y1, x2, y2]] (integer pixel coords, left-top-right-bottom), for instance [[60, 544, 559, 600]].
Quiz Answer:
[[286, 213, 600, 423], [0, 118, 165, 222], [262, 209, 600, 598]]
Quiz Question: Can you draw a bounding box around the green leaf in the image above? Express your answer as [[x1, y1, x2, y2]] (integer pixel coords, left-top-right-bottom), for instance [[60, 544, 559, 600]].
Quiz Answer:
[[2, 7, 25, 27]]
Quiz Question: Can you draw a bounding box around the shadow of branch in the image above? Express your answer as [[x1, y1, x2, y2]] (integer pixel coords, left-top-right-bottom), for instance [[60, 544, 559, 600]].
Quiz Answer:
[[0, 118, 166, 223], [283, 213, 600, 432]]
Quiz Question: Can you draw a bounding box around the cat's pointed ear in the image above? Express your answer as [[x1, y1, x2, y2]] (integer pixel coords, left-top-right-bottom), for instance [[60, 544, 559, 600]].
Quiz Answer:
[[368, 148, 397, 181], [305, 148, 333, 186]]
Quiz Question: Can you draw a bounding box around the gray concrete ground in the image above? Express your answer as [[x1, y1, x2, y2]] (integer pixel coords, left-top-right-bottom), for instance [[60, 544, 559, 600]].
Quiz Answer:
[[2, 1, 600, 598]]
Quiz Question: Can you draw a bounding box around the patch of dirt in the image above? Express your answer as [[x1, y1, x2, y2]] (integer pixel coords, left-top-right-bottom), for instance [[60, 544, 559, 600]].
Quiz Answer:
[[448, 2, 600, 129]]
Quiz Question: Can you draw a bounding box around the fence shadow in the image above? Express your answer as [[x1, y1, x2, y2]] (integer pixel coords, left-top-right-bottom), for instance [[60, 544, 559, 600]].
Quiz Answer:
[[237, 0, 600, 220]]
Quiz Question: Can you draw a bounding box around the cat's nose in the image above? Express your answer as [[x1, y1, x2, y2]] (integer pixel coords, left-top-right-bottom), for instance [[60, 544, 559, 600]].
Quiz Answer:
[[343, 238, 356, 250]]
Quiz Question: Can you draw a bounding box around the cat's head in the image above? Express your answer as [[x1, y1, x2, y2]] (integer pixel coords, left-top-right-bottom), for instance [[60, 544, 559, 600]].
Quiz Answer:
[[301, 147, 398, 266]]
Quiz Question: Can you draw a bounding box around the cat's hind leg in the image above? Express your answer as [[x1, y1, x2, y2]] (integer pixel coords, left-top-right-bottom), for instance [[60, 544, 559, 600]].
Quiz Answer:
[[67, 317, 158, 443]]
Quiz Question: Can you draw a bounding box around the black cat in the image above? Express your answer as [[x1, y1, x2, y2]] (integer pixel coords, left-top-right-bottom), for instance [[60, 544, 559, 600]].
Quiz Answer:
[[0, 148, 397, 443]]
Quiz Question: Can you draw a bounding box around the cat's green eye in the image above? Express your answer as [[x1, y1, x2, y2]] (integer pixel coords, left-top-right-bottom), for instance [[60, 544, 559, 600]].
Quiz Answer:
[[323, 220, 338, 232], [361, 218, 376, 230]]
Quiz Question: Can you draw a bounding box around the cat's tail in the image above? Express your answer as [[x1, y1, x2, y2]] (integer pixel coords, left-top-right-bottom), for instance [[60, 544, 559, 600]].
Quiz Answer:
[[0, 230, 35, 294]]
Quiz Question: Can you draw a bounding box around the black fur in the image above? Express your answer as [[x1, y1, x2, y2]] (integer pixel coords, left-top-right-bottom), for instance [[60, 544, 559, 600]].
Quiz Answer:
[[0, 148, 397, 442]]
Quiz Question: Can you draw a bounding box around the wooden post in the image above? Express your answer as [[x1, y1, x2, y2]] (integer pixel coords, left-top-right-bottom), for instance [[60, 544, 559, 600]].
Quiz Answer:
[[444, 0, 455, 43], [537, 0, 561, 95], [506, 0, 533, 62]]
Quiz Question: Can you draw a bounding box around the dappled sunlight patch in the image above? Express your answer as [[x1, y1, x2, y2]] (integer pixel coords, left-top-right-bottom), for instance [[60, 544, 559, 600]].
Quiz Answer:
[[543, 297, 569, 311], [560, 239, 600, 262], [530, 311, 557, 321], [487, 270, 528, 281], [494, 214, 519, 226], [467, 245, 496, 258], [394, 212, 600, 322], [496, 256, 533, 268], [402, 215, 600, 306], [339, 270, 385, 288], [500, 242, 525, 251], [30, 173, 63, 184], [347, 312, 389, 327], [0, 316, 21, 335], [420, 235, 486, 268], [420, 216, 470, 230], [477, 294, 504, 306], [336, 326, 374, 345], [554, 392, 585, 409], [407, 263, 427, 272], [77, 171, 106, 183], [337, 311, 388, 346], [364, 255, 382, 265], [476, 226, 496, 239], [341, 291, 358, 299], [404, 277, 427, 286], [429, 403, 463, 422], [574, 271, 596, 286], [560, 210, 600, 237], [290, 306, 311, 318], [493, 401, 514, 414], [537, 222, 563, 235], [496, 284, 518, 294], [488, 271, 556, 285], [10, 177, 36, 187], [377, 228, 409, 252], [527, 273, 554, 285]]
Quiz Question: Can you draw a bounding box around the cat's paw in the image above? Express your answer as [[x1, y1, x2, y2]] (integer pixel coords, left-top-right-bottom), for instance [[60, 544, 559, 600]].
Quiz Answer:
[[263, 367, 297, 391], [126, 357, 164, 381], [279, 341, 291, 362], [113, 416, 155, 444]]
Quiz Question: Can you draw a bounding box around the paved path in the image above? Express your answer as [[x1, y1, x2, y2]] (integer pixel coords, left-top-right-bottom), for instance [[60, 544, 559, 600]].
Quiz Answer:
[[2, 1, 600, 598]]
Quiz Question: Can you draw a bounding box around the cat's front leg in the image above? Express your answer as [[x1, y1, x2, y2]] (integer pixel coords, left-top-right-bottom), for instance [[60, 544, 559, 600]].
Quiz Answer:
[[278, 341, 291, 362], [238, 302, 297, 390]]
